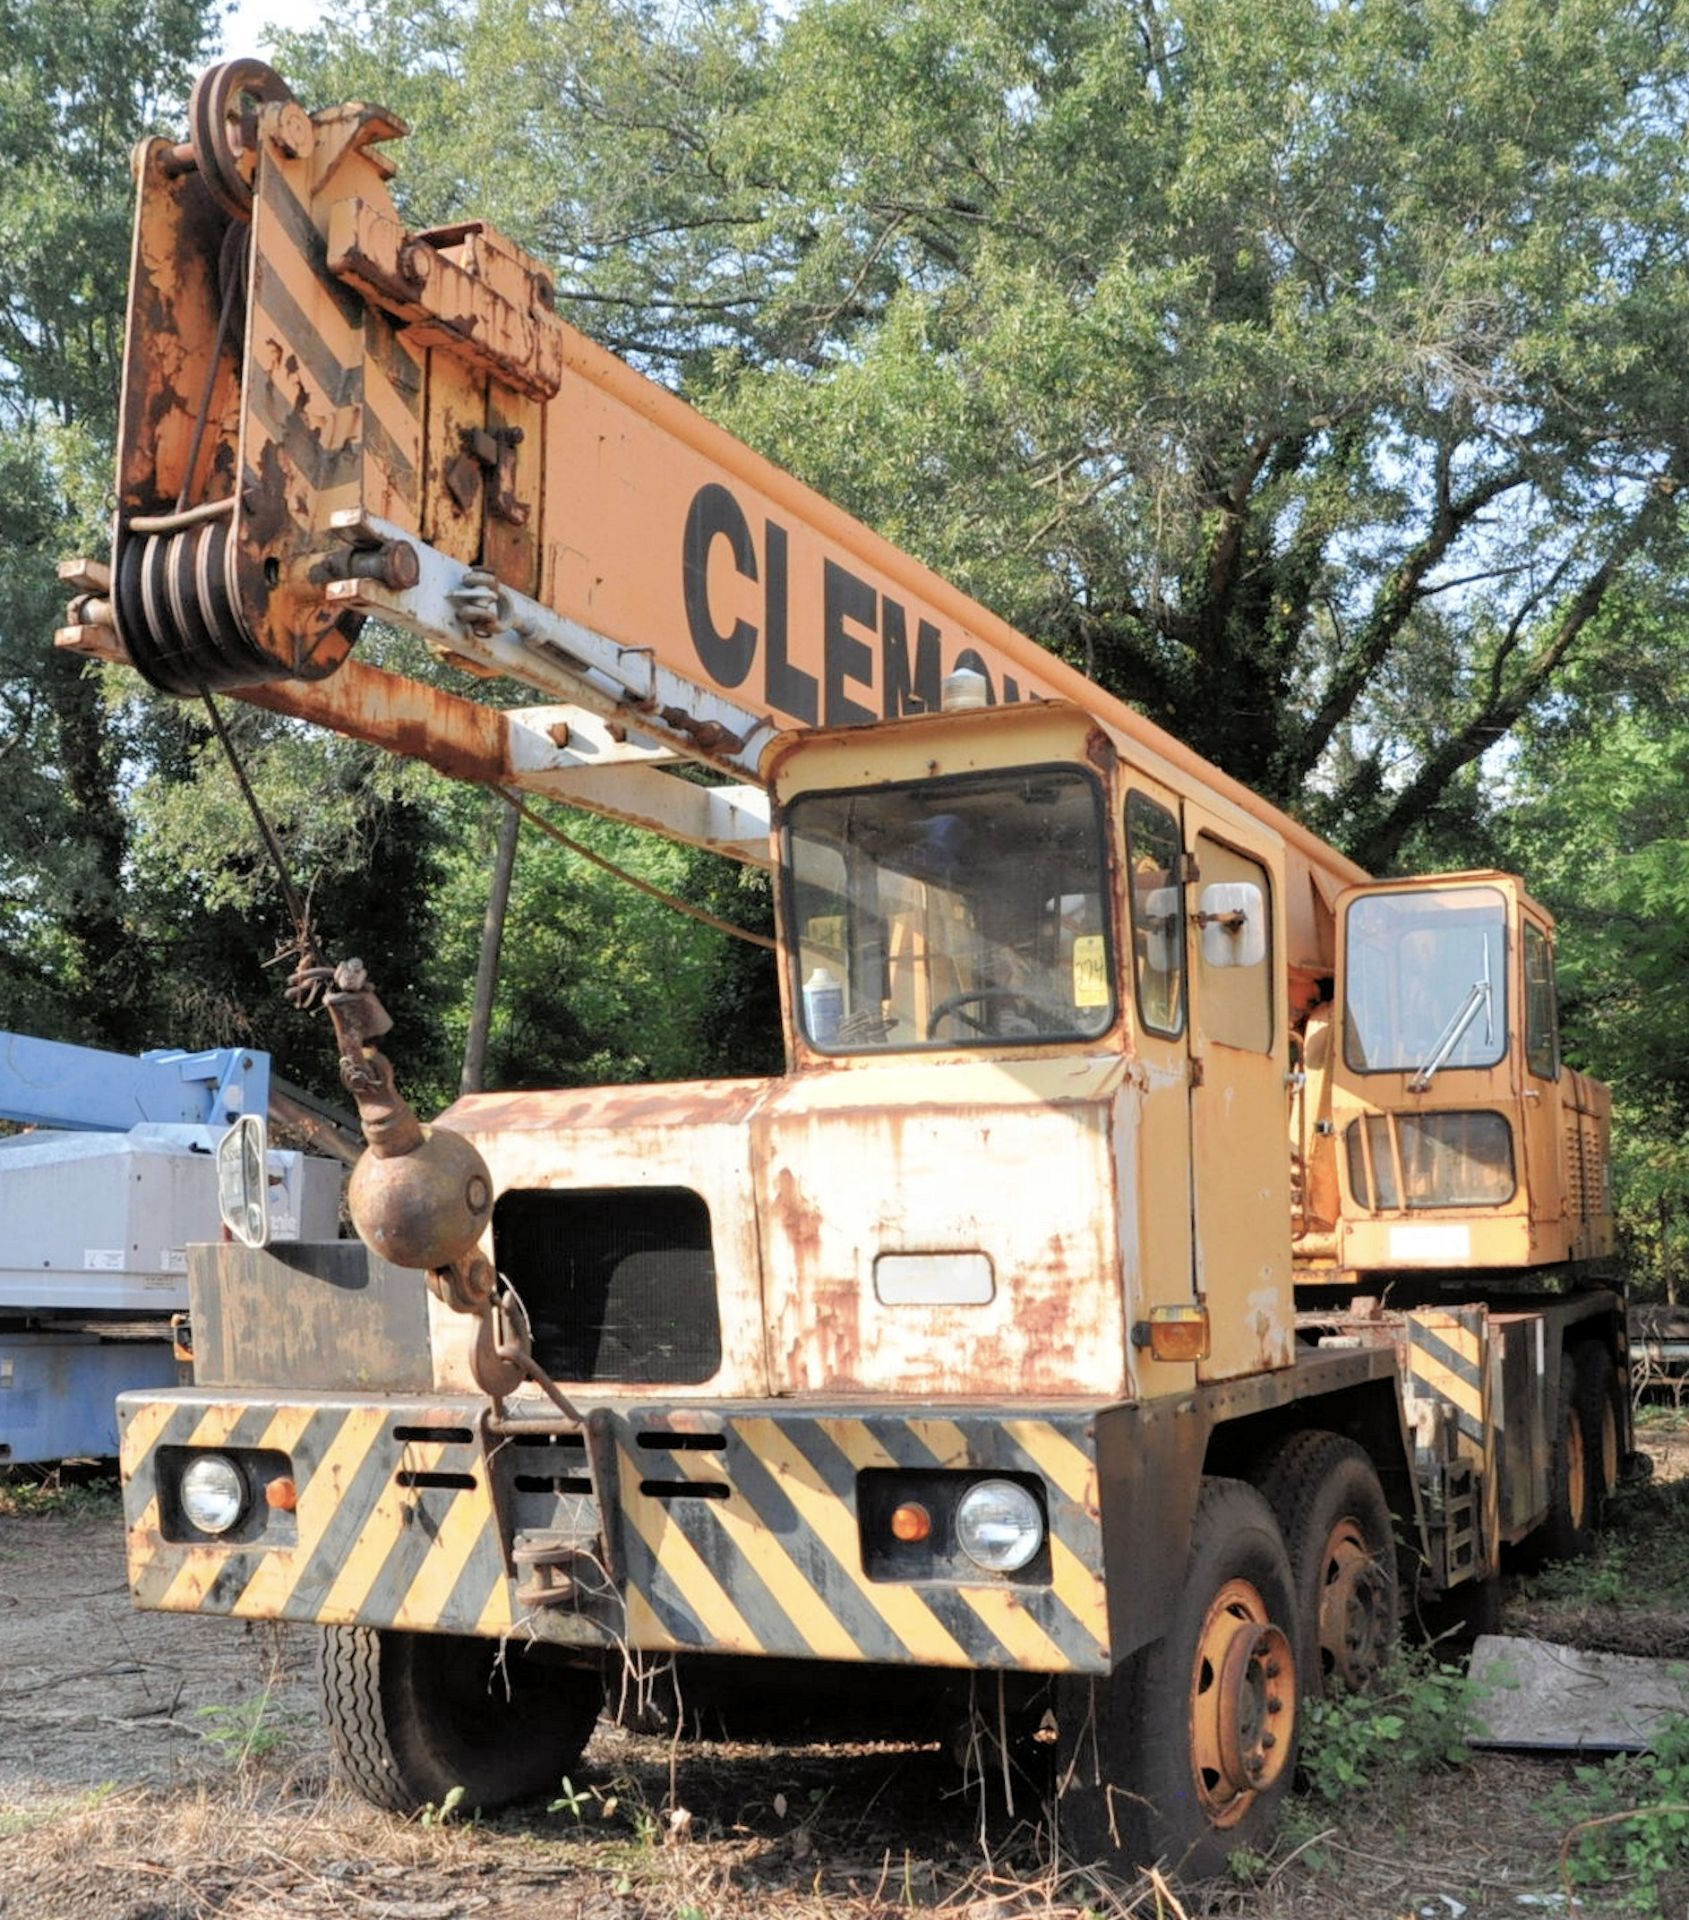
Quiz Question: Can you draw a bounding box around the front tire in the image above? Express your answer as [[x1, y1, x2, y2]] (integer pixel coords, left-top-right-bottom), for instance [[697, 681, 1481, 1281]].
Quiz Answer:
[[321, 1627, 602, 1814], [1057, 1478, 1299, 1879]]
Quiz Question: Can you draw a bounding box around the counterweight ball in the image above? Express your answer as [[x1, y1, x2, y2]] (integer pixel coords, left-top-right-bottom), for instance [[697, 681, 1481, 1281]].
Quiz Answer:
[[349, 1124, 494, 1274]]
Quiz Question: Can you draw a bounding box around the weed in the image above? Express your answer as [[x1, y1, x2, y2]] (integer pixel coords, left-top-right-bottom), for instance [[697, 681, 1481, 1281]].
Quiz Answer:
[[549, 1773, 661, 1850], [1553, 1711, 1689, 1914], [0, 1469, 120, 1520], [1526, 1471, 1689, 1618], [1297, 1648, 1478, 1804], [193, 1688, 294, 1769], [418, 1785, 466, 1828]]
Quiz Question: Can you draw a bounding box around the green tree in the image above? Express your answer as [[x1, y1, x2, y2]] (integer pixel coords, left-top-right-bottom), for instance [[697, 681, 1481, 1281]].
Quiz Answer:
[[281, 0, 1689, 875], [1502, 622, 1689, 1300], [0, 0, 217, 1046]]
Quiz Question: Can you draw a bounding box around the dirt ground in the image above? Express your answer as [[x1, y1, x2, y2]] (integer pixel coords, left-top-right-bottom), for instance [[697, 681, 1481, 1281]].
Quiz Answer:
[[3, 1424, 1687, 1920]]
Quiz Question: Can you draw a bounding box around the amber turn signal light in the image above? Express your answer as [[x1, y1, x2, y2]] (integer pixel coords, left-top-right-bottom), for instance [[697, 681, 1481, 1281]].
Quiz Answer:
[[1135, 1305, 1211, 1363], [264, 1476, 299, 1512], [890, 1501, 932, 1543]]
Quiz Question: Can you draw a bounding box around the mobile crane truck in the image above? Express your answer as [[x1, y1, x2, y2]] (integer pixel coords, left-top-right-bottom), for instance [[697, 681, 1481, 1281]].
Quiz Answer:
[[56, 60, 1628, 1876]]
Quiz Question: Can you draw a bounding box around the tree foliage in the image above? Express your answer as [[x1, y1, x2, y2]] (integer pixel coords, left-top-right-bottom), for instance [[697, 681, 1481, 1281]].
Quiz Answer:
[[283, 0, 1689, 874], [1503, 620, 1689, 1299]]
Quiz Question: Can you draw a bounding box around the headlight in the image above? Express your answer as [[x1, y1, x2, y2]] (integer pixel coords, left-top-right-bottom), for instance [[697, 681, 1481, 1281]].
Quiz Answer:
[[955, 1478, 1044, 1573], [179, 1453, 247, 1535]]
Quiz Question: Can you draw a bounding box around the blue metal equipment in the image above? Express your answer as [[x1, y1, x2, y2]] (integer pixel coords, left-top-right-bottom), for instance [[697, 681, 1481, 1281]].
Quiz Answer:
[[0, 1032, 339, 1463]]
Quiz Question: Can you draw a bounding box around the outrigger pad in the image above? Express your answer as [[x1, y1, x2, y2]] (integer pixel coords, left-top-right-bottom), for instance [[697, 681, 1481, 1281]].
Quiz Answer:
[[1467, 1634, 1689, 1754]]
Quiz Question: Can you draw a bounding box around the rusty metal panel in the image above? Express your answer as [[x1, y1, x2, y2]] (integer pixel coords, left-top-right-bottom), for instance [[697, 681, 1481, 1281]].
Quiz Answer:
[[118, 142, 241, 514], [1493, 1311, 1550, 1537], [753, 1058, 1128, 1399], [483, 384, 543, 594], [120, 1390, 529, 1640], [120, 1387, 1114, 1673], [187, 1240, 430, 1391], [421, 350, 486, 562], [436, 1081, 775, 1400]]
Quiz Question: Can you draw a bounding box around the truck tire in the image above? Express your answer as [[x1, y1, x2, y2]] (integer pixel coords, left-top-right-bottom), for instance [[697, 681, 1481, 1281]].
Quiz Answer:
[[1056, 1478, 1299, 1879], [1256, 1431, 1397, 1697], [1536, 1353, 1598, 1564], [1573, 1341, 1623, 1516], [320, 1627, 602, 1815]]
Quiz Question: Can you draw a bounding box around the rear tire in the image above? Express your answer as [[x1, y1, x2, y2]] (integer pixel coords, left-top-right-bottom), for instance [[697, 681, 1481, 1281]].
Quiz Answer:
[[321, 1627, 602, 1814], [1535, 1353, 1598, 1563], [1057, 1478, 1299, 1879], [1573, 1341, 1623, 1518], [1256, 1431, 1397, 1697]]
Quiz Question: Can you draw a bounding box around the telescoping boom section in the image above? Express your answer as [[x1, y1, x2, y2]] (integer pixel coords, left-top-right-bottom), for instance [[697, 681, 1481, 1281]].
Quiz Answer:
[[67, 62, 1628, 1877]]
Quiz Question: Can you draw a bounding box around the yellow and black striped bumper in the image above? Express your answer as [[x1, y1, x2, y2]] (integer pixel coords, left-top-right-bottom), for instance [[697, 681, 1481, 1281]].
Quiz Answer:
[[119, 1391, 1113, 1674]]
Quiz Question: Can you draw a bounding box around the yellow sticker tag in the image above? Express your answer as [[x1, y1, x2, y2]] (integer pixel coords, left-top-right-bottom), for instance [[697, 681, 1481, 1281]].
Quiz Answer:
[[1072, 934, 1108, 1008]]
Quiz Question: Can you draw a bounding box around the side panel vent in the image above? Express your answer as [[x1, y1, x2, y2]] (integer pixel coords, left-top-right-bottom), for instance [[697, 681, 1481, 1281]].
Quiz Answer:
[[492, 1187, 722, 1386]]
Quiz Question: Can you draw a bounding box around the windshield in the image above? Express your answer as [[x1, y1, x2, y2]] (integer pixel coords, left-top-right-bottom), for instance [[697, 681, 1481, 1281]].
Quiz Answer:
[[785, 767, 1114, 1053], [1344, 887, 1508, 1075]]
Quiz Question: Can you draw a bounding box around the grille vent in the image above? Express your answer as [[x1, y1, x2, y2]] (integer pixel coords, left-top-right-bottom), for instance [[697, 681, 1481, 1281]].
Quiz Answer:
[[492, 1187, 722, 1385]]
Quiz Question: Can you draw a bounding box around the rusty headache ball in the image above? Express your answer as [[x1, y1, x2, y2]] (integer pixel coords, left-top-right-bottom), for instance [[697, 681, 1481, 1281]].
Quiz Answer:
[[348, 1124, 494, 1274]]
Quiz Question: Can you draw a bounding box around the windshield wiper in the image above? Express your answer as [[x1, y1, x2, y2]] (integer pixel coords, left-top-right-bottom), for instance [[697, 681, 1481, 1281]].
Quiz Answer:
[[1409, 948, 1494, 1092]]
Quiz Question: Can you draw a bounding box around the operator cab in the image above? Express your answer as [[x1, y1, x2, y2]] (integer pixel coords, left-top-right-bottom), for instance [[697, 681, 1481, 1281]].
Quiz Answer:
[[1304, 873, 1613, 1278]]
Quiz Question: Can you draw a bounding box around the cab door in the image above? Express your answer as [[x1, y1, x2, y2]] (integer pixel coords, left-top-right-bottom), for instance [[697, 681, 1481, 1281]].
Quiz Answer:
[[1183, 808, 1295, 1380], [1122, 781, 1198, 1393]]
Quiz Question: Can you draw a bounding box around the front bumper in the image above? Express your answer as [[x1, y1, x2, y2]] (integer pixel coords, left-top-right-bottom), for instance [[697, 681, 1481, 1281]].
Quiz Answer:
[[119, 1390, 1114, 1674]]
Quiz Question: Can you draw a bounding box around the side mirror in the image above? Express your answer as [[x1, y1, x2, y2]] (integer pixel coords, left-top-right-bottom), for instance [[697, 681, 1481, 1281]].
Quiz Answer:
[[1197, 881, 1267, 969], [216, 1113, 270, 1249]]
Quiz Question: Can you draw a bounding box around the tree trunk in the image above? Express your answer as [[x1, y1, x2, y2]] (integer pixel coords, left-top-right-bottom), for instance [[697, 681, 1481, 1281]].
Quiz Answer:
[[460, 798, 521, 1095]]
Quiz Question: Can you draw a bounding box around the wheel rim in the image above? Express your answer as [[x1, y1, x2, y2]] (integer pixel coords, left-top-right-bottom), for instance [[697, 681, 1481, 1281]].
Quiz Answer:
[[1317, 1518, 1388, 1690], [1566, 1406, 1588, 1530], [1188, 1578, 1296, 1826]]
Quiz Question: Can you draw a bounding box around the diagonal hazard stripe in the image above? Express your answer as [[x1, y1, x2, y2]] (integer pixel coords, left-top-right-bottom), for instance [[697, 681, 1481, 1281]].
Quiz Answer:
[[1407, 1318, 1485, 1392], [314, 1432, 467, 1625], [244, 378, 363, 497], [717, 1426, 911, 1662], [254, 258, 360, 410], [258, 163, 362, 328], [1408, 1350, 1485, 1429], [818, 1418, 1078, 1672], [280, 1407, 393, 1617], [737, 1416, 974, 1667], [615, 1444, 760, 1655], [152, 1405, 314, 1616], [817, 1415, 1107, 1669], [1001, 1421, 1098, 1512], [658, 1446, 861, 1661]]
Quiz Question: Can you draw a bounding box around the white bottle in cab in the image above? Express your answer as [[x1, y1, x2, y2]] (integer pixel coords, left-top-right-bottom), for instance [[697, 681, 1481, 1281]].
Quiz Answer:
[[802, 966, 844, 1044]]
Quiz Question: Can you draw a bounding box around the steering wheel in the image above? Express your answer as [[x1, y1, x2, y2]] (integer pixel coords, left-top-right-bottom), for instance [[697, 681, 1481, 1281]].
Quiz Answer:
[[926, 987, 1067, 1040]]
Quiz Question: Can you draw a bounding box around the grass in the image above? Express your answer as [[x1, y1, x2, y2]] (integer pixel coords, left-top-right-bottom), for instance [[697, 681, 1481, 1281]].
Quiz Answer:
[[0, 1465, 121, 1521], [7, 1423, 1689, 1917], [1508, 1432, 1689, 1656]]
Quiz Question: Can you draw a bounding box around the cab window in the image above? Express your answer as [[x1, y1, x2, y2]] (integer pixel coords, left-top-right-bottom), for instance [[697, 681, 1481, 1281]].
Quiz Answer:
[[1125, 791, 1184, 1038]]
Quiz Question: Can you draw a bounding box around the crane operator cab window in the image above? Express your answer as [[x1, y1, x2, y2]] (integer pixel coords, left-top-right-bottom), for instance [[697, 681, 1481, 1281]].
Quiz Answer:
[[1342, 885, 1516, 1210], [785, 767, 1114, 1052]]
